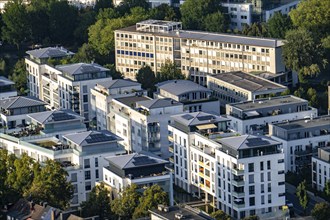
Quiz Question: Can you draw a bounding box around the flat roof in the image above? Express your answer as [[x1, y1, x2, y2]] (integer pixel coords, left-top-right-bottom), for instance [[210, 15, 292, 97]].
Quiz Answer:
[[272, 115, 330, 130], [209, 71, 286, 93], [115, 96, 151, 107], [117, 22, 284, 48], [149, 206, 211, 220], [228, 95, 307, 111], [137, 98, 182, 109]]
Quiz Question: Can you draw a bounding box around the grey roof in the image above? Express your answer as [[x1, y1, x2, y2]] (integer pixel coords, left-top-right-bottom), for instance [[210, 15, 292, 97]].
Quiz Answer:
[[97, 79, 141, 90], [26, 47, 74, 59], [229, 95, 308, 111], [0, 96, 46, 110], [156, 80, 211, 96], [64, 130, 121, 146], [149, 206, 212, 220], [218, 134, 280, 150], [272, 115, 330, 131], [106, 153, 168, 170], [27, 109, 83, 124], [115, 96, 151, 107], [0, 76, 14, 86], [208, 71, 287, 93], [172, 111, 229, 127], [137, 98, 182, 109], [56, 63, 109, 76], [118, 21, 284, 48]]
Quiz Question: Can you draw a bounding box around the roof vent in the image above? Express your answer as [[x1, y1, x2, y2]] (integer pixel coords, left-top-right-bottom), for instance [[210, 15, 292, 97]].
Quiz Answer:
[[158, 204, 164, 211], [163, 206, 170, 212], [175, 213, 184, 219]]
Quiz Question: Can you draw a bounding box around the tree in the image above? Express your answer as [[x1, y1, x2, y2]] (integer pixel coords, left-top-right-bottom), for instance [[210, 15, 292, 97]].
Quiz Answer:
[[27, 6, 50, 44], [149, 4, 177, 21], [280, 89, 291, 96], [324, 181, 330, 197], [283, 28, 327, 77], [157, 59, 185, 82], [72, 43, 98, 63], [242, 23, 268, 37], [136, 66, 156, 90], [210, 210, 231, 220], [9, 59, 28, 95], [116, 0, 149, 16], [74, 10, 96, 45], [94, 0, 113, 12], [203, 11, 229, 33], [111, 184, 141, 220], [81, 183, 114, 219], [306, 88, 318, 107], [104, 64, 123, 79], [26, 160, 73, 209], [133, 185, 168, 219], [1, 0, 30, 49], [296, 180, 309, 215], [311, 202, 330, 220], [267, 12, 292, 39], [243, 216, 259, 220]]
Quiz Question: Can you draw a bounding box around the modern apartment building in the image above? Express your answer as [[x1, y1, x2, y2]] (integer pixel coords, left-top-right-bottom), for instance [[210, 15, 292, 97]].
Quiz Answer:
[[101, 153, 173, 205], [90, 79, 145, 130], [115, 20, 286, 85], [269, 116, 330, 173], [154, 80, 220, 115], [222, 2, 253, 31], [0, 76, 17, 100], [312, 147, 330, 191], [0, 129, 126, 206], [109, 96, 183, 158], [207, 71, 287, 107], [168, 111, 286, 219], [226, 95, 318, 135]]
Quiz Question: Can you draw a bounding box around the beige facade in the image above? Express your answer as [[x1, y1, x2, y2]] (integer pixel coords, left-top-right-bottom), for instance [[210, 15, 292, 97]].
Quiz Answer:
[[115, 20, 286, 84]]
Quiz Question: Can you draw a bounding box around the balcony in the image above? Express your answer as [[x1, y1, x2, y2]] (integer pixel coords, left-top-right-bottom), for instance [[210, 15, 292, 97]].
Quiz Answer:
[[169, 145, 174, 153], [233, 202, 245, 209], [169, 156, 174, 163], [168, 135, 173, 142], [232, 169, 244, 175], [232, 191, 245, 198], [232, 179, 244, 187]]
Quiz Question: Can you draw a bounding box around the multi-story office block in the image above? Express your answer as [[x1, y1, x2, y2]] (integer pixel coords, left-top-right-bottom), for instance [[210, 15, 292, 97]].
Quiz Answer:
[[101, 153, 173, 205], [109, 96, 183, 158], [207, 71, 287, 107], [226, 95, 318, 135], [90, 79, 145, 130], [0, 96, 47, 131], [115, 20, 287, 85], [0, 76, 17, 100], [312, 147, 330, 191], [154, 80, 220, 115], [0, 129, 126, 206], [168, 111, 286, 219], [270, 115, 330, 173]]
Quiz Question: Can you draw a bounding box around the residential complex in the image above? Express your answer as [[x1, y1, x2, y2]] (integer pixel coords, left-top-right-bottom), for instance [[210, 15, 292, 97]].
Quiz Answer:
[[312, 147, 330, 191], [115, 20, 288, 85], [168, 111, 286, 219], [150, 205, 212, 220], [101, 153, 173, 205], [270, 116, 330, 173], [221, 2, 253, 31], [0, 76, 17, 100], [226, 95, 318, 134], [207, 71, 287, 106], [154, 80, 220, 115], [109, 96, 183, 158]]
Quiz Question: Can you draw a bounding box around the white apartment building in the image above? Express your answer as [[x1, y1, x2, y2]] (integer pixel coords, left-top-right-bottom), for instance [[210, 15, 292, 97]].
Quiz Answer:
[[112, 0, 171, 8], [115, 20, 286, 85], [207, 71, 287, 107], [0, 76, 17, 100], [0, 129, 126, 206], [226, 95, 318, 135], [109, 96, 183, 158], [270, 115, 330, 173], [154, 80, 221, 115], [222, 2, 253, 31], [264, 0, 300, 21], [90, 79, 145, 130], [101, 153, 173, 205], [312, 147, 330, 191], [168, 112, 286, 219]]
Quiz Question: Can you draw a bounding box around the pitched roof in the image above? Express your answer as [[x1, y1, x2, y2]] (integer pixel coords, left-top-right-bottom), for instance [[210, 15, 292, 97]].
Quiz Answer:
[[172, 112, 229, 127], [218, 135, 280, 150], [0, 96, 46, 110], [97, 79, 141, 89], [26, 47, 74, 59], [156, 80, 211, 96], [56, 63, 109, 76], [64, 130, 121, 146], [137, 98, 182, 109], [0, 76, 15, 86], [106, 153, 168, 169], [27, 109, 83, 124]]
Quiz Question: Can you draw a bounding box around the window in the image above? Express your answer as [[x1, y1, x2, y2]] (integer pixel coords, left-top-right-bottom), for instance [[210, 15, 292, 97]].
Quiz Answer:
[[268, 183, 271, 192], [248, 163, 254, 172], [95, 158, 98, 167], [267, 172, 271, 181], [268, 194, 272, 203], [267, 161, 271, 169], [249, 197, 255, 206], [85, 181, 91, 191], [85, 171, 91, 180], [84, 159, 90, 168], [249, 174, 254, 184], [83, 95, 88, 103], [95, 169, 99, 179], [260, 161, 264, 171], [249, 186, 255, 195], [71, 173, 77, 182], [261, 195, 265, 204], [83, 85, 87, 93]]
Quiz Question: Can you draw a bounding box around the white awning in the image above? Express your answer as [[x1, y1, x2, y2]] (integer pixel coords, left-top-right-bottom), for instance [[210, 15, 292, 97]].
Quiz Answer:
[[245, 110, 260, 117], [196, 124, 217, 130]]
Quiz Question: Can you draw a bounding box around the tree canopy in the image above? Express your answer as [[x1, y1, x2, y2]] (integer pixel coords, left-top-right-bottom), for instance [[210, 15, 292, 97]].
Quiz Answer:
[[157, 59, 185, 82], [136, 65, 156, 90], [9, 59, 28, 95], [296, 180, 309, 214], [267, 12, 292, 39], [210, 210, 231, 220], [311, 202, 330, 220]]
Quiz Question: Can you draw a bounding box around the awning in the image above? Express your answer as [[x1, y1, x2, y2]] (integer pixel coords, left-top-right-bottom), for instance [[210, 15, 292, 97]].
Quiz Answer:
[[245, 110, 260, 117], [196, 124, 217, 130]]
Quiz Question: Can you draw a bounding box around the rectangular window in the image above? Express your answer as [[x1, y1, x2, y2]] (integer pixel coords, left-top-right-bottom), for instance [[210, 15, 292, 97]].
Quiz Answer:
[[71, 173, 77, 182], [248, 163, 254, 172], [85, 171, 91, 180], [95, 169, 99, 179], [267, 161, 271, 169], [84, 159, 90, 168], [85, 181, 91, 191], [95, 158, 98, 167], [260, 161, 264, 171], [249, 186, 255, 195], [249, 197, 255, 206]]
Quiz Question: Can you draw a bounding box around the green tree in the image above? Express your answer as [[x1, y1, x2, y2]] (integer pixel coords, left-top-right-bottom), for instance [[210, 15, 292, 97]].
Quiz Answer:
[[283, 28, 327, 77], [27, 6, 50, 44], [133, 185, 168, 219], [149, 4, 177, 21], [26, 160, 73, 209], [293, 87, 305, 98], [324, 181, 330, 196], [242, 23, 268, 37], [157, 59, 185, 82], [111, 184, 141, 220], [281, 89, 291, 96], [72, 43, 98, 63], [311, 202, 330, 220], [116, 0, 149, 16], [81, 183, 114, 219], [203, 11, 229, 33], [74, 10, 96, 45], [9, 59, 28, 95], [267, 12, 292, 39], [307, 87, 318, 107], [94, 0, 113, 12], [296, 180, 309, 215], [1, 0, 30, 48], [104, 64, 123, 79], [210, 210, 231, 220], [136, 65, 156, 90]]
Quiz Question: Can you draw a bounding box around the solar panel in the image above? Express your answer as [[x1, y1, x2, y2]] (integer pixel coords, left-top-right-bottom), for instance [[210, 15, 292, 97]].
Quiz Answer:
[[52, 112, 75, 121], [246, 138, 270, 147], [85, 133, 116, 144], [132, 156, 157, 166], [182, 114, 193, 120], [197, 115, 214, 121]]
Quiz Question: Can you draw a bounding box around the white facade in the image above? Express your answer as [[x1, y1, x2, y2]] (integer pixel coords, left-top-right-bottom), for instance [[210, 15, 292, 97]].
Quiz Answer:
[[222, 3, 253, 31], [264, 1, 300, 21], [312, 148, 330, 191]]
